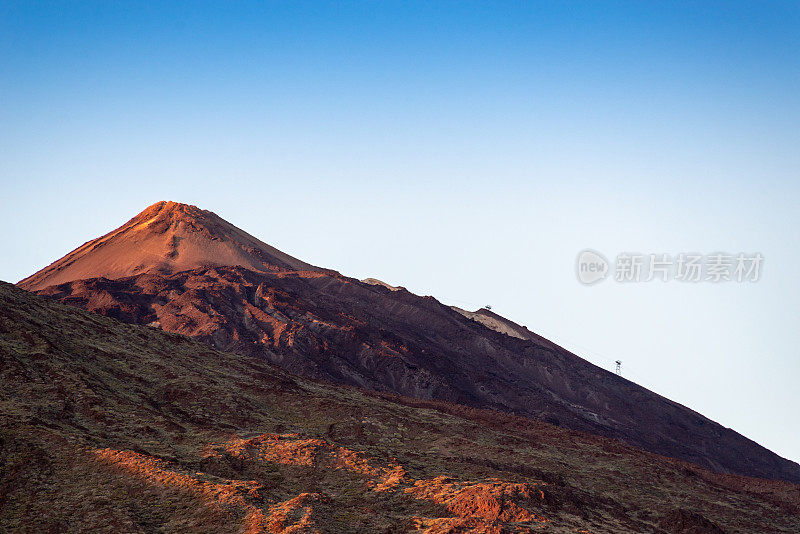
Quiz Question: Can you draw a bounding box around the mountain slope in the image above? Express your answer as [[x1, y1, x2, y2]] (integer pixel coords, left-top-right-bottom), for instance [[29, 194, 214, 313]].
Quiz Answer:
[[19, 201, 319, 291], [2, 281, 799, 533], [451, 306, 551, 344], [19, 202, 800, 485]]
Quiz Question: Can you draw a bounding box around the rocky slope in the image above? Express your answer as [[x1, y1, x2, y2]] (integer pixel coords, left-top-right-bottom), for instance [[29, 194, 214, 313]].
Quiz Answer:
[[19, 201, 320, 291], [19, 202, 800, 486], [2, 281, 799, 533]]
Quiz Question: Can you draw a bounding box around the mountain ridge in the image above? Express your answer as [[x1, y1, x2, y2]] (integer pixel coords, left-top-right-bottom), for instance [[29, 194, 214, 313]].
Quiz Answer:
[[18, 201, 800, 485]]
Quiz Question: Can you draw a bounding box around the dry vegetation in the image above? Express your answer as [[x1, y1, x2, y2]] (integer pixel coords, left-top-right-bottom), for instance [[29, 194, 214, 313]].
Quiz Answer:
[[1, 281, 799, 533]]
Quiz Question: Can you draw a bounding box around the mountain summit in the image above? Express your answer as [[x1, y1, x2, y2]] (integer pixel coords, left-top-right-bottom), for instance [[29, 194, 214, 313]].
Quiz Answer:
[[19, 201, 318, 291], [18, 201, 800, 485]]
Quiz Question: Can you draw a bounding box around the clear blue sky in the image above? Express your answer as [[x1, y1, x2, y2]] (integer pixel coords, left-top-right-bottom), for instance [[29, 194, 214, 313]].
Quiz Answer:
[[2, 1, 799, 463]]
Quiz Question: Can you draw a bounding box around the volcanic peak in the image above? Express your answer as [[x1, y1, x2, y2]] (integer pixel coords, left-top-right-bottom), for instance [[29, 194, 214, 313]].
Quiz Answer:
[[18, 201, 318, 291]]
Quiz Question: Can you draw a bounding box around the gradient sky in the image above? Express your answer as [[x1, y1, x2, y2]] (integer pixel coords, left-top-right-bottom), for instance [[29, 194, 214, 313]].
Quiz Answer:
[[2, 2, 799, 462]]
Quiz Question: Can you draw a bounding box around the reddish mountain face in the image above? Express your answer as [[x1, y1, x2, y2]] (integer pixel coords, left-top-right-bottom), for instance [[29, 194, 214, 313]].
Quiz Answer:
[[20, 202, 800, 485], [18, 201, 320, 291]]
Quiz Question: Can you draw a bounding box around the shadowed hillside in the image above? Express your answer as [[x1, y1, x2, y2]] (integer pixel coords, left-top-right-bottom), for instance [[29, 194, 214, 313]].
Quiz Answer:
[[2, 281, 799, 533]]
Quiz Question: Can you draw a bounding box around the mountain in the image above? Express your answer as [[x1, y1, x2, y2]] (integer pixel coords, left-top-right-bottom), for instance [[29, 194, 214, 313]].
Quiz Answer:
[[19, 201, 319, 292], [2, 281, 799, 533], [18, 201, 800, 485], [451, 306, 553, 345]]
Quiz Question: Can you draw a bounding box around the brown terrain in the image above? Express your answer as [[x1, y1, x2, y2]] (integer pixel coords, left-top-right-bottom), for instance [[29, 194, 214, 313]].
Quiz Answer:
[[18, 201, 320, 292], [2, 281, 800, 533], [18, 201, 800, 487]]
